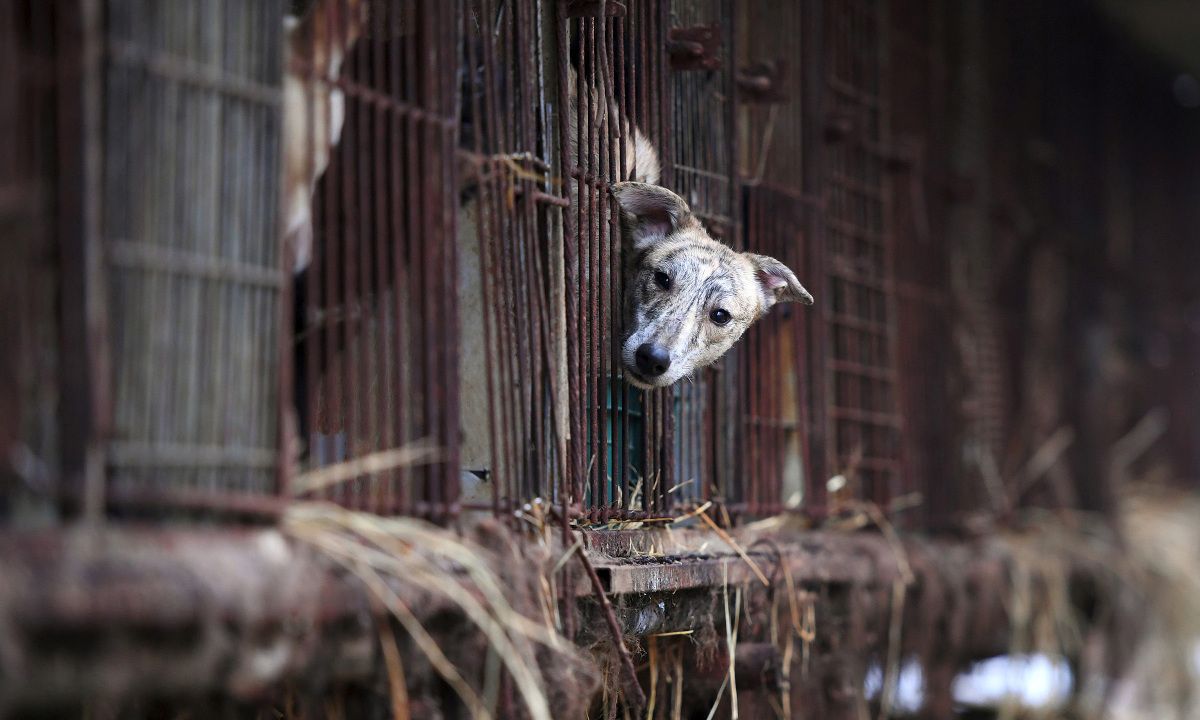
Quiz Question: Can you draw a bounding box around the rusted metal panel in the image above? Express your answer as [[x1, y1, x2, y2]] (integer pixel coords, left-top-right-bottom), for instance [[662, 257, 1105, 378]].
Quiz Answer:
[[667, 0, 739, 516], [460, 0, 563, 522], [740, 184, 818, 516], [820, 0, 902, 509], [554, 0, 675, 522], [295, 0, 461, 520]]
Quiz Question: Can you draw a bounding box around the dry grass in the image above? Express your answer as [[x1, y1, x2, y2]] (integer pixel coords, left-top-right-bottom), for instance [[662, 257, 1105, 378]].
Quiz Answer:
[[283, 502, 580, 720], [1107, 484, 1200, 720]]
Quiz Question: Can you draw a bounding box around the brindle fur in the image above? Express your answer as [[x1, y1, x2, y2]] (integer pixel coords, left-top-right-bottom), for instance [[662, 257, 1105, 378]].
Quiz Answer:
[[282, 0, 367, 274], [613, 183, 813, 388]]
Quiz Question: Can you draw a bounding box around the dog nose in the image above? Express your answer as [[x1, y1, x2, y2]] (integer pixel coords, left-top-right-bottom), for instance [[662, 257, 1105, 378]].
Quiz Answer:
[[634, 343, 672, 377]]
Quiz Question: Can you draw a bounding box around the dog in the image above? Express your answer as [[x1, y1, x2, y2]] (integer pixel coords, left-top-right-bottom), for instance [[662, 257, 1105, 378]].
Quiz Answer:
[[566, 65, 661, 185], [282, 0, 367, 274], [564, 66, 811, 389], [612, 182, 814, 389]]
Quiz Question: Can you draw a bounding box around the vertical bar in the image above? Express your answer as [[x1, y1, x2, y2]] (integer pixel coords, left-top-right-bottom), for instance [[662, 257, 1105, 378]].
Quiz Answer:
[[554, 0, 579, 640], [57, 0, 109, 519]]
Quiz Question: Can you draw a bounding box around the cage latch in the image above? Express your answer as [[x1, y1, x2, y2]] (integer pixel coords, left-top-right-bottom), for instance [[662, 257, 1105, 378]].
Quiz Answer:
[[668, 26, 722, 71], [737, 60, 787, 103]]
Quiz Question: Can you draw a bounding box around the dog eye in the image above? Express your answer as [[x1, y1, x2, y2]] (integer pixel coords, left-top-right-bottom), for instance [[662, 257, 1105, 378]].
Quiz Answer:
[[654, 271, 672, 290], [709, 308, 732, 326]]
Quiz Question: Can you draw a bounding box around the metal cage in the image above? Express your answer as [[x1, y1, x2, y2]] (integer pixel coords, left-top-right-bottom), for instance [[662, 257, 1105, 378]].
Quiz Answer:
[[555, 0, 677, 523], [821, 0, 902, 507], [3, 0, 293, 521], [665, 0, 738, 514], [458, 0, 564, 517], [739, 184, 819, 516], [294, 0, 461, 519]]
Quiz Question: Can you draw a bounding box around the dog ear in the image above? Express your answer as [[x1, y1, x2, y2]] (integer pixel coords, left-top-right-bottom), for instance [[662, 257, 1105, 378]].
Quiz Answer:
[[745, 253, 814, 309], [611, 182, 698, 250]]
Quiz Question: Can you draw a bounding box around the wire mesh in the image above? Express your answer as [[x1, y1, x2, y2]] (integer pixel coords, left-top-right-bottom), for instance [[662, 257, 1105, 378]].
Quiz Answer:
[[294, 0, 461, 520]]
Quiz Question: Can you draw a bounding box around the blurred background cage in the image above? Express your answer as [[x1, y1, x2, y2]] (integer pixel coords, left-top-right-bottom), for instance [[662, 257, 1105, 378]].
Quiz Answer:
[[1, 0, 290, 520], [293, 0, 461, 519], [820, 0, 902, 508], [101, 0, 287, 515], [885, 0, 959, 528]]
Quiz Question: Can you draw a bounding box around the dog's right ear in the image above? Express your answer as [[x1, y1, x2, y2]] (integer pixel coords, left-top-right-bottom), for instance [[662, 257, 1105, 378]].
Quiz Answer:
[[611, 182, 698, 250]]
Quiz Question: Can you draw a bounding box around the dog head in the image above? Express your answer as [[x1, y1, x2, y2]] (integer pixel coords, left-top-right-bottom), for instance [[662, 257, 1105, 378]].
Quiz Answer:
[[614, 182, 813, 389]]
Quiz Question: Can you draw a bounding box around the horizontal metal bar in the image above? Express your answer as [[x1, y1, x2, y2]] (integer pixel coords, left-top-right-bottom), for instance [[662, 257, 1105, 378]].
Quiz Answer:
[[830, 358, 895, 381], [673, 163, 734, 184], [829, 406, 901, 427], [105, 485, 287, 517], [827, 312, 889, 336], [108, 441, 278, 468], [334, 78, 459, 124], [107, 39, 281, 106], [826, 216, 885, 242], [106, 240, 285, 288], [743, 416, 801, 430], [827, 266, 889, 292]]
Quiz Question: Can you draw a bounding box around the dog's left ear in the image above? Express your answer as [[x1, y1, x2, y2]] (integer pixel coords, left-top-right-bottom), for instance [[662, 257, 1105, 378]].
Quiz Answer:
[[746, 253, 814, 309], [611, 182, 699, 250]]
